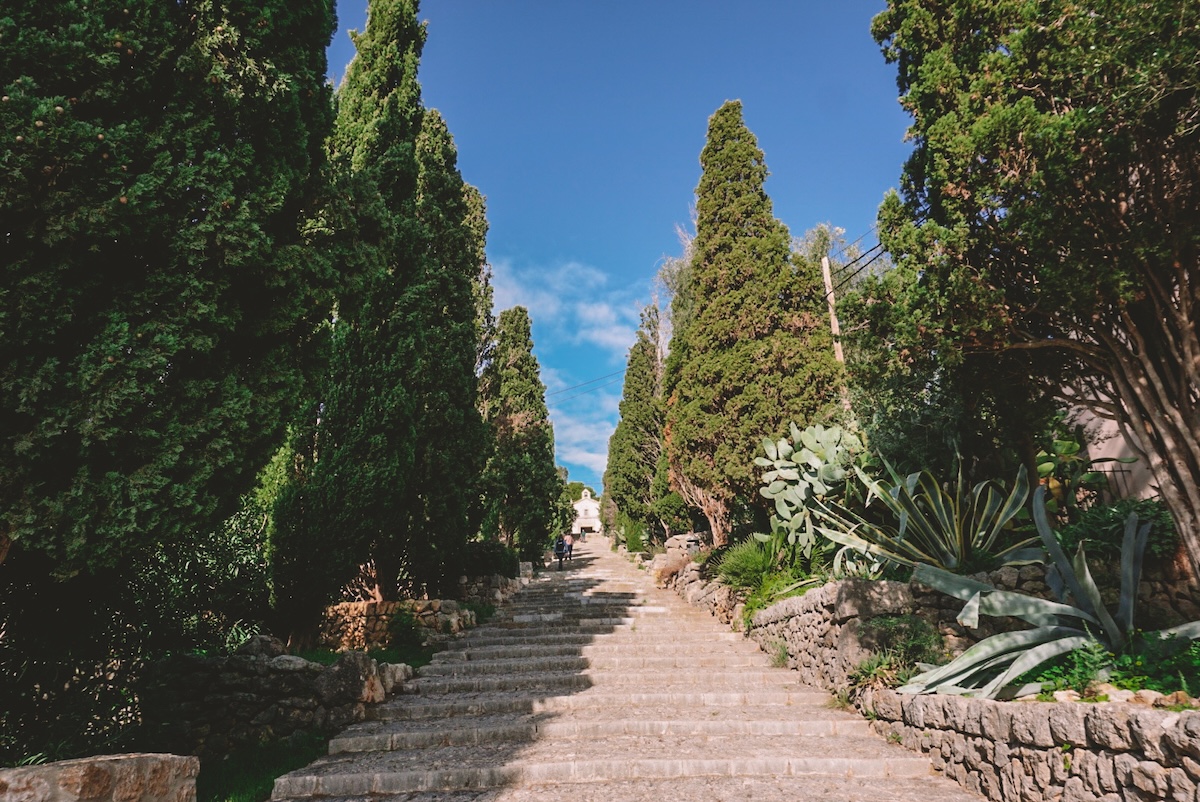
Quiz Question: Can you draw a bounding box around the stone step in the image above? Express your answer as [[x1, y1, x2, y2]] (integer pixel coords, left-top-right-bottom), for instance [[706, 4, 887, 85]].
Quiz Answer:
[[368, 690, 830, 720], [421, 653, 769, 675], [453, 630, 744, 648], [410, 670, 801, 695], [430, 642, 762, 661], [273, 774, 982, 802], [274, 753, 934, 797], [330, 717, 872, 753]]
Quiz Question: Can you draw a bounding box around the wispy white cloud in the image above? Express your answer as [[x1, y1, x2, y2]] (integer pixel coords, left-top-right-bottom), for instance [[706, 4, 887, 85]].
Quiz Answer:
[[491, 258, 641, 361], [491, 255, 651, 490], [549, 398, 620, 481]]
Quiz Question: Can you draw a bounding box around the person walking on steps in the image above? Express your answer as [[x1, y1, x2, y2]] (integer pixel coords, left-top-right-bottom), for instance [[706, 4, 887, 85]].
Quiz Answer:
[[553, 534, 567, 570], [564, 532, 574, 561]]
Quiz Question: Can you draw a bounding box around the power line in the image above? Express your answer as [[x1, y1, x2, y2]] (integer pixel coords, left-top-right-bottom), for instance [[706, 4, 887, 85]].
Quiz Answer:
[[545, 369, 625, 397], [550, 377, 625, 405]]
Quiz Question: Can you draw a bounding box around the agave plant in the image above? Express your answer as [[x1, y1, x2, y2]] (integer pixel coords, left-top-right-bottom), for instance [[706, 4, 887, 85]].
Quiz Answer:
[[755, 423, 867, 559], [813, 464, 1042, 572], [898, 486, 1200, 698]]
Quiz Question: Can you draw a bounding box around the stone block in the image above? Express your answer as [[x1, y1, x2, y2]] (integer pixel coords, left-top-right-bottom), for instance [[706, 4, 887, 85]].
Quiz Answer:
[[833, 579, 913, 624], [1087, 705, 1135, 751], [0, 754, 198, 802], [1011, 704, 1056, 748], [1048, 702, 1090, 747]]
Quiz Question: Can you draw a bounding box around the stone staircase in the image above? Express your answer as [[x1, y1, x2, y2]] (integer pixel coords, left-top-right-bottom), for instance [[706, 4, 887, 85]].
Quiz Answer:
[[272, 537, 983, 801]]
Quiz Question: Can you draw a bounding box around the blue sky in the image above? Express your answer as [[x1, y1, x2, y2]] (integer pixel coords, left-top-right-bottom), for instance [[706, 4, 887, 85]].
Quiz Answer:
[[328, 1, 913, 493]]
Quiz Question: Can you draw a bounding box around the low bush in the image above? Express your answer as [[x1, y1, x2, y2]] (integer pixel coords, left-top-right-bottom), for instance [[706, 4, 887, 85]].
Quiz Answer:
[[1057, 498, 1177, 563], [713, 538, 775, 591], [460, 539, 520, 579], [197, 731, 327, 802]]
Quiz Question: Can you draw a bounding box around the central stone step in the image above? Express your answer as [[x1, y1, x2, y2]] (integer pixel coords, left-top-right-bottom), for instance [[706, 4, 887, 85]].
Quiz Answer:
[[272, 537, 980, 802]]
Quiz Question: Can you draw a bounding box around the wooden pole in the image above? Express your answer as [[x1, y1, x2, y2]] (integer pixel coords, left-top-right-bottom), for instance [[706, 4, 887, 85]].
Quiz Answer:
[[821, 256, 852, 412]]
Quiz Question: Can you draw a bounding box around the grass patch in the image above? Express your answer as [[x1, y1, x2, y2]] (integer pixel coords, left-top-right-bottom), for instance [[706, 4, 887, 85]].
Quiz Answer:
[[197, 732, 328, 802]]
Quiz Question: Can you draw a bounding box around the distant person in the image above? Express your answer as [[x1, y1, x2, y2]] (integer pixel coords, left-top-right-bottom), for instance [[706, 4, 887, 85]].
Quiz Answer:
[[564, 533, 574, 560], [553, 534, 567, 570]]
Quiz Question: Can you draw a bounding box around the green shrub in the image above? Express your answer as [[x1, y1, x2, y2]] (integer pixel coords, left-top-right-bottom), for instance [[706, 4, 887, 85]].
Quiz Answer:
[[460, 540, 520, 579], [1058, 498, 1177, 563], [387, 608, 424, 649], [460, 600, 496, 625], [713, 539, 776, 591], [197, 731, 327, 802]]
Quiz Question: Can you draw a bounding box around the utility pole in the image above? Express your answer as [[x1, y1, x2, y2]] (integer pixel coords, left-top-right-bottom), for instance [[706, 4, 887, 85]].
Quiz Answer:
[[821, 255, 852, 412]]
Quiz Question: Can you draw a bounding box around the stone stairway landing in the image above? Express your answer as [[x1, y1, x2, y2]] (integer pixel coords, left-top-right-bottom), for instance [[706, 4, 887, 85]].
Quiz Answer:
[[272, 537, 984, 802]]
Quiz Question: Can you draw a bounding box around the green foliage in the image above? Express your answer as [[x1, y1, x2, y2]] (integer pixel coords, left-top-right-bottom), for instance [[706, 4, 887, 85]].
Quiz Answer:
[[713, 538, 777, 592], [900, 487, 1200, 698], [605, 306, 665, 540], [1036, 412, 1138, 520], [741, 570, 822, 629], [197, 731, 328, 802], [387, 608, 424, 650], [459, 600, 496, 626], [816, 465, 1040, 572], [0, 0, 337, 575], [459, 539, 520, 580], [756, 422, 869, 560], [849, 615, 945, 694], [479, 307, 565, 564], [1058, 499, 1178, 565], [664, 102, 844, 545], [870, 0, 1200, 570], [270, 0, 429, 631]]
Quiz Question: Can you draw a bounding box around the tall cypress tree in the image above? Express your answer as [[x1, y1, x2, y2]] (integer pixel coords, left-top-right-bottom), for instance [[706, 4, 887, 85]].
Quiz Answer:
[[480, 307, 565, 563], [0, 0, 336, 757], [0, 0, 335, 571], [396, 110, 490, 594], [604, 306, 664, 540], [664, 101, 843, 546], [270, 0, 425, 626]]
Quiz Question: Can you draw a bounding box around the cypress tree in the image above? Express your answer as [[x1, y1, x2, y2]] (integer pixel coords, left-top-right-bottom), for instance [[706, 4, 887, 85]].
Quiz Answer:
[[664, 101, 843, 546], [604, 306, 664, 540], [270, 0, 425, 626], [480, 307, 565, 563], [0, 0, 335, 570], [0, 0, 336, 757], [397, 110, 490, 594]]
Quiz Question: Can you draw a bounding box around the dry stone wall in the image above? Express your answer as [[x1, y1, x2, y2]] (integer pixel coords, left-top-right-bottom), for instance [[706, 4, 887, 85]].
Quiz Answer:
[[137, 647, 412, 760], [321, 573, 525, 651], [0, 753, 198, 802], [653, 554, 1200, 802]]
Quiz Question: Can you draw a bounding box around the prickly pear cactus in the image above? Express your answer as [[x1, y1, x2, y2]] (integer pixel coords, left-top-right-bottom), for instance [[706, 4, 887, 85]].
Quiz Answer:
[[754, 423, 866, 558]]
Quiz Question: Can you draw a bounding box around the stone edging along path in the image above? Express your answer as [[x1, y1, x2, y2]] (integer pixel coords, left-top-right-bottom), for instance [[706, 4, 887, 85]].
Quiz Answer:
[[660, 555, 1200, 802], [271, 535, 984, 801]]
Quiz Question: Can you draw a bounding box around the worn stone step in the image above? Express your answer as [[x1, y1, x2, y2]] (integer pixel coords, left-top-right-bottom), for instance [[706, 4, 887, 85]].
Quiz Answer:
[[430, 642, 762, 662], [368, 690, 830, 720], [274, 753, 933, 797], [421, 653, 769, 675], [273, 773, 983, 802], [410, 669, 801, 695], [454, 630, 744, 648], [330, 716, 872, 753]]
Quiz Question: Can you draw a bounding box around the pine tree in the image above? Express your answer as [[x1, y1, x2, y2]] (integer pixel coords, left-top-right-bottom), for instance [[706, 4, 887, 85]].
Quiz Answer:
[[664, 101, 843, 546], [480, 307, 565, 563]]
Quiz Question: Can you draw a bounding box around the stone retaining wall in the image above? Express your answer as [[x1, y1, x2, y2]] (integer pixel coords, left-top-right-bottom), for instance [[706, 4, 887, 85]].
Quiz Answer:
[[321, 573, 526, 651], [137, 648, 412, 760], [653, 554, 1200, 802], [0, 753, 198, 802]]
